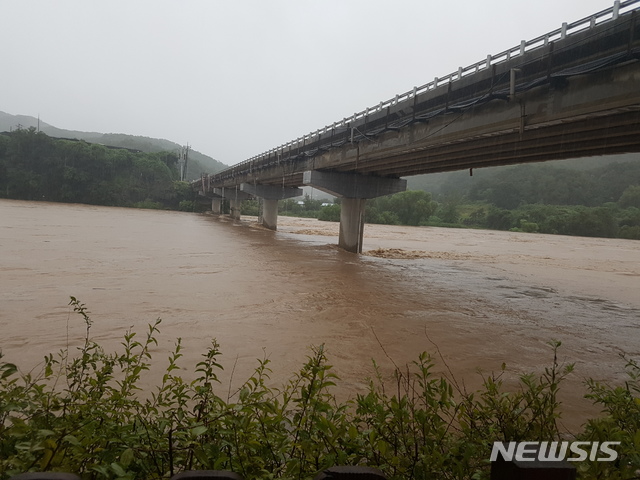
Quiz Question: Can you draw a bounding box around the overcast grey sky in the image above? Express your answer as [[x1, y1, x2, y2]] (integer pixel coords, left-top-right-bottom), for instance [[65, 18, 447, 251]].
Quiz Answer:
[[1, 0, 621, 165]]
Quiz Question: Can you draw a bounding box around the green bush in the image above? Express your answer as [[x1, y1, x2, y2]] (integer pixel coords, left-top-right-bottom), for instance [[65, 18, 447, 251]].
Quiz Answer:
[[241, 199, 260, 216], [618, 185, 640, 208], [318, 204, 341, 222], [619, 225, 640, 239], [519, 220, 539, 233], [178, 200, 197, 212], [485, 207, 513, 230], [367, 191, 437, 226], [1, 301, 638, 479], [133, 199, 163, 209]]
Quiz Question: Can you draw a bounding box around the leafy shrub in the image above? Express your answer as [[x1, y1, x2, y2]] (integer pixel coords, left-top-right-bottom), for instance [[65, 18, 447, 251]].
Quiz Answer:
[[618, 185, 640, 208], [240, 199, 260, 216], [519, 220, 539, 233], [579, 357, 640, 479], [485, 207, 513, 230], [619, 225, 640, 240], [561, 207, 618, 238], [318, 204, 341, 222], [133, 199, 163, 209], [1, 301, 638, 479], [367, 191, 437, 226], [366, 210, 400, 225]]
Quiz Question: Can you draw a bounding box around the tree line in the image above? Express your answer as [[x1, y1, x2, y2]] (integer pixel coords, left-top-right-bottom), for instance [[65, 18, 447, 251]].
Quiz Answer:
[[3, 128, 639, 239], [442, 161, 640, 239], [246, 159, 640, 240], [0, 128, 196, 210]]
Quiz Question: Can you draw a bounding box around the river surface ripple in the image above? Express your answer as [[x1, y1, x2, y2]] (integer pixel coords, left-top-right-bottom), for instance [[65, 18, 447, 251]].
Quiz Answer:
[[1, 199, 639, 432]]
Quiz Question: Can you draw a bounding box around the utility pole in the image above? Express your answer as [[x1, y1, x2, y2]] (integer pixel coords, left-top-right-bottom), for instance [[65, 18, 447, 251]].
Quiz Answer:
[[179, 144, 190, 181]]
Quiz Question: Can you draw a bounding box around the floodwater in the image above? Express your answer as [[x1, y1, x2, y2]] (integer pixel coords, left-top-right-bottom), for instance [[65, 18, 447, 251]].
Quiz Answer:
[[1, 199, 639, 432]]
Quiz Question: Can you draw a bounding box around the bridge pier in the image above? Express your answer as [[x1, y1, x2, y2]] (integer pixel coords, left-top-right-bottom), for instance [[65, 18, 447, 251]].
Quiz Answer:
[[303, 170, 406, 253], [213, 188, 252, 221], [229, 199, 242, 220], [339, 198, 367, 253], [262, 199, 279, 230], [211, 196, 223, 214], [240, 183, 302, 230]]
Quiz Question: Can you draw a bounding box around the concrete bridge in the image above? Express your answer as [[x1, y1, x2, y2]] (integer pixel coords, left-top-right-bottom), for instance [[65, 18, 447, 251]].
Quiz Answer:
[[197, 0, 640, 252]]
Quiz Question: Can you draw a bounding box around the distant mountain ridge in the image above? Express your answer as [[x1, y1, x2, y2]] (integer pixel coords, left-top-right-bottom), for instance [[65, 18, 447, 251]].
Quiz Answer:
[[0, 111, 228, 179]]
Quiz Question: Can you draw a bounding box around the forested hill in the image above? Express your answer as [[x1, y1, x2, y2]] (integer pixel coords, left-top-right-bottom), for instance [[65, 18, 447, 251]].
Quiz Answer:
[[400, 154, 640, 239], [0, 111, 227, 179], [406, 154, 640, 204], [0, 128, 196, 210]]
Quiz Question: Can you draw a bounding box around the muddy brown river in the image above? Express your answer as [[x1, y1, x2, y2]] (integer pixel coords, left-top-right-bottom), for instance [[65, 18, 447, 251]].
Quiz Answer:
[[1, 199, 639, 432]]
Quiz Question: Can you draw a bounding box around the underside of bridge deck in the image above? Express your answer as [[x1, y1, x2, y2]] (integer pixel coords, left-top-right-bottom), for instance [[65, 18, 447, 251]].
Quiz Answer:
[[196, 8, 640, 252]]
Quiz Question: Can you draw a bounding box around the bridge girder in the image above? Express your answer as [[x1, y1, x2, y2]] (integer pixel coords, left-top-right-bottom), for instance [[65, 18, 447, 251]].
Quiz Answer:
[[200, 11, 640, 193]]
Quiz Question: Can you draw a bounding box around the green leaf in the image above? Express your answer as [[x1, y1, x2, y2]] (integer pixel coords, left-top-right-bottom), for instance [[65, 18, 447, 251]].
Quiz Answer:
[[120, 448, 134, 468], [191, 425, 208, 437], [110, 462, 127, 477], [194, 447, 211, 468], [1, 362, 18, 379], [377, 439, 388, 456], [63, 434, 81, 446], [213, 455, 229, 470], [40, 449, 54, 470], [239, 387, 249, 401]]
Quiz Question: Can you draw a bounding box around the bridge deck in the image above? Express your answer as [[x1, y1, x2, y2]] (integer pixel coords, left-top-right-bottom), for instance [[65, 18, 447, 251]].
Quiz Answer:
[[201, 2, 640, 192]]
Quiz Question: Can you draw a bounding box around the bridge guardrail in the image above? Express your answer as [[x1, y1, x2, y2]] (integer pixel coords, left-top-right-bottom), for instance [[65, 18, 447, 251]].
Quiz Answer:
[[209, 0, 639, 182]]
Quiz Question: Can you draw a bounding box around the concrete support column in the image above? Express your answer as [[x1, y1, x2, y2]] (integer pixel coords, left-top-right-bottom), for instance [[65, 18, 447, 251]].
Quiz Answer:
[[229, 199, 242, 220], [303, 170, 406, 253], [215, 187, 252, 221], [240, 183, 303, 231], [262, 199, 279, 230], [211, 198, 222, 214], [339, 198, 366, 253]]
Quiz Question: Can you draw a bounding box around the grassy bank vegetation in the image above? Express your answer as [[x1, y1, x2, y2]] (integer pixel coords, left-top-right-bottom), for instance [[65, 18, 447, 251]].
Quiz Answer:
[[1, 299, 638, 479]]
